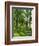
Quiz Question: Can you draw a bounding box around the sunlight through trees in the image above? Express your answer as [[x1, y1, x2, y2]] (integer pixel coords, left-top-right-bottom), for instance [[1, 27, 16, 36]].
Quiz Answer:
[[12, 8, 33, 37]]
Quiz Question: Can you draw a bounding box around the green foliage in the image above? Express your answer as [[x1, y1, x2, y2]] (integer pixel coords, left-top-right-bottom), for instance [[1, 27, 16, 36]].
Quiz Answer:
[[12, 8, 32, 37]]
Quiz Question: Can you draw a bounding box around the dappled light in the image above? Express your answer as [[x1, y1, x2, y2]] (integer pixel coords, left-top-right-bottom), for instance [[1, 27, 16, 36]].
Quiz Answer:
[[12, 8, 32, 37]]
